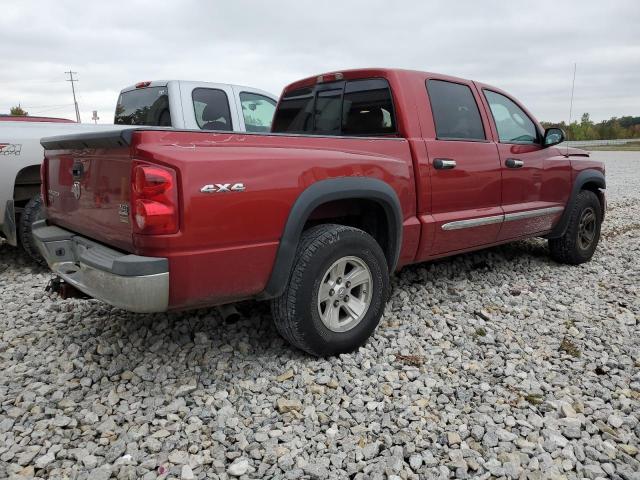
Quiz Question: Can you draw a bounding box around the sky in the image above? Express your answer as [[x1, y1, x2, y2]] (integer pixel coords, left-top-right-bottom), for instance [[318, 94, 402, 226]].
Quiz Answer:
[[1, 0, 638, 124]]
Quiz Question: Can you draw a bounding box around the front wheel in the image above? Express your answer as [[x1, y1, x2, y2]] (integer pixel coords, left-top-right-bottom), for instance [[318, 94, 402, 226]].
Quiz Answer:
[[271, 224, 390, 356], [549, 190, 602, 265]]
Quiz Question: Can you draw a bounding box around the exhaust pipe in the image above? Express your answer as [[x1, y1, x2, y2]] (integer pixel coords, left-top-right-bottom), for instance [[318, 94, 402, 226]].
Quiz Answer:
[[218, 303, 241, 323]]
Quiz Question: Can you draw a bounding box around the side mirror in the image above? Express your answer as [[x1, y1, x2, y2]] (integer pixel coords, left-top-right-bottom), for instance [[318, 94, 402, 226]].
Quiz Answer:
[[543, 127, 565, 147]]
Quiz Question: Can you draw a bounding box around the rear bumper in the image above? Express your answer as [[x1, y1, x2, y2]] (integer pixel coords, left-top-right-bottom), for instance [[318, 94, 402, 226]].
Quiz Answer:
[[32, 220, 169, 313]]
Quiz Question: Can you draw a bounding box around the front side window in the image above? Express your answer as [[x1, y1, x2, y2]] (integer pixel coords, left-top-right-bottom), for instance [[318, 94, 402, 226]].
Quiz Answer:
[[426, 80, 485, 141], [192, 88, 232, 131], [484, 90, 538, 144], [115, 87, 171, 126], [271, 78, 396, 136], [239, 92, 276, 133]]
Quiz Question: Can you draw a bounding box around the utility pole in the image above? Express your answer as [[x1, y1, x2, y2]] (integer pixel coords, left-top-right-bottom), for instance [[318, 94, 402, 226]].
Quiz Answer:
[[65, 70, 81, 123]]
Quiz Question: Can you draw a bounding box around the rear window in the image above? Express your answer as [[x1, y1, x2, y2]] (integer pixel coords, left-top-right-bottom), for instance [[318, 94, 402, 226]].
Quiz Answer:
[[272, 78, 396, 136], [426, 80, 485, 141], [192, 88, 233, 131], [115, 87, 171, 126], [272, 88, 314, 133]]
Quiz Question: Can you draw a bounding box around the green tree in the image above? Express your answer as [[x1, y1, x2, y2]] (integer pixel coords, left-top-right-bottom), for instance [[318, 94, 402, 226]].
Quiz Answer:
[[10, 105, 28, 116], [541, 113, 640, 141]]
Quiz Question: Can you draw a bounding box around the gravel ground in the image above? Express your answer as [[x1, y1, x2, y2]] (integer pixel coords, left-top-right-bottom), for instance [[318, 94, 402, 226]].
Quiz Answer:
[[1, 153, 638, 480]]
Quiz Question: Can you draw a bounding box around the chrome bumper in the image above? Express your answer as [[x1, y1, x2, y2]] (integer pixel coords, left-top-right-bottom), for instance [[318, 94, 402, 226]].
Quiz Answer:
[[32, 221, 169, 313]]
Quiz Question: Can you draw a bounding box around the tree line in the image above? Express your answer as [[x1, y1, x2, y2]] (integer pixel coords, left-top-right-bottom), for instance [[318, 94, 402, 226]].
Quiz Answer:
[[541, 114, 640, 141], [7, 105, 28, 116]]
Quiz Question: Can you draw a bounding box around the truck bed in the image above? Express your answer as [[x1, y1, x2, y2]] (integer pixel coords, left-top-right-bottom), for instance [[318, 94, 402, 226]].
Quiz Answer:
[[42, 127, 415, 308]]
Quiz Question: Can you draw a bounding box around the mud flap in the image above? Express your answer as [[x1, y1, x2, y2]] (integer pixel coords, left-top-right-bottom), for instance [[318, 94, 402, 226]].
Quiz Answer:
[[2, 200, 17, 246]]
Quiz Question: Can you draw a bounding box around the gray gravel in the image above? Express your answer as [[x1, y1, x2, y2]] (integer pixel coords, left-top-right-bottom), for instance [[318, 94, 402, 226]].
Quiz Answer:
[[1, 153, 639, 480]]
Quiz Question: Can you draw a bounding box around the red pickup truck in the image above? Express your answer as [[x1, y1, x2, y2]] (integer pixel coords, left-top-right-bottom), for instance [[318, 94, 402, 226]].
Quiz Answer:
[[34, 68, 605, 356]]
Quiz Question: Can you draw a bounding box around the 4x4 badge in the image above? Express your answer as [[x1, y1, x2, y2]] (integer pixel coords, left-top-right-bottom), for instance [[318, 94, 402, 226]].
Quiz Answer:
[[200, 183, 245, 193]]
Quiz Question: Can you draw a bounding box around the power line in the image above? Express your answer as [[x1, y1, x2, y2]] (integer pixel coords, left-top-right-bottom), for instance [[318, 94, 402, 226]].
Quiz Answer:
[[65, 70, 81, 123]]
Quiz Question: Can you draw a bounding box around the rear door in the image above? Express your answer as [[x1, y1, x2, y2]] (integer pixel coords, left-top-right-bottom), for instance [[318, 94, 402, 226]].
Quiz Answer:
[[478, 88, 569, 240], [421, 78, 502, 256]]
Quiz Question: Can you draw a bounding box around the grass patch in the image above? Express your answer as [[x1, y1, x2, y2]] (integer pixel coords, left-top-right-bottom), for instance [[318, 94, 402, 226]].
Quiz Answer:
[[395, 354, 425, 367], [559, 337, 581, 357], [524, 393, 544, 405], [472, 327, 487, 340], [585, 141, 640, 151]]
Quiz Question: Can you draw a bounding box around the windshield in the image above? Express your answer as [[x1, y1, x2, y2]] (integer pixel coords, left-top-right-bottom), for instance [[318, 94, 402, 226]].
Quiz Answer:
[[114, 86, 171, 126]]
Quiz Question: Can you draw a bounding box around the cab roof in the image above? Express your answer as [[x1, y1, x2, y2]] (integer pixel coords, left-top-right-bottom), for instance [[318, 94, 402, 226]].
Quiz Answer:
[[282, 68, 475, 94]]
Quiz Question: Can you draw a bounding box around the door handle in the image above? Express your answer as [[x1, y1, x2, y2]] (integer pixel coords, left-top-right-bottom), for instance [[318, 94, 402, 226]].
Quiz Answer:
[[505, 158, 524, 168], [433, 158, 457, 170]]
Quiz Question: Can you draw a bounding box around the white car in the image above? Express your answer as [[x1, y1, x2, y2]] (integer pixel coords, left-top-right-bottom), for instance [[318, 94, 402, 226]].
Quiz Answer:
[[0, 80, 277, 262]]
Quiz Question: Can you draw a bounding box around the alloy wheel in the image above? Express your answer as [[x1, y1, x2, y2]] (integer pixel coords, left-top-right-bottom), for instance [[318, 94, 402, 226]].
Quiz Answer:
[[317, 256, 372, 332], [577, 207, 597, 250]]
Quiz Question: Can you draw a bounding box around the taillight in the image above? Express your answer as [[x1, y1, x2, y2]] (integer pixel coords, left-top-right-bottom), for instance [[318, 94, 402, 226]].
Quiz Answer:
[[131, 162, 179, 235], [41, 157, 49, 206], [316, 72, 344, 83]]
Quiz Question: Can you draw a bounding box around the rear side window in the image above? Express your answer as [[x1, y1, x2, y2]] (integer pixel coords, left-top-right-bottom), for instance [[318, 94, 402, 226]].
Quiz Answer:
[[484, 90, 538, 144], [239, 92, 276, 132], [192, 88, 232, 131], [115, 87, 171, 126], [342, 79, 395, 135], [426, 80, 485, 141], [271, 79, 396, 136]]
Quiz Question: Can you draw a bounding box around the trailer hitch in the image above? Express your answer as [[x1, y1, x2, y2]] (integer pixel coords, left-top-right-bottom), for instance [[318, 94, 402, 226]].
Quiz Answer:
[[45, 276, 90, 299]]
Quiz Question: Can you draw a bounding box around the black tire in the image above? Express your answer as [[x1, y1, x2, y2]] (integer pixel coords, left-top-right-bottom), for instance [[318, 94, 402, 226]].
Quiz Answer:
[[549, 190, 602, 265], [271, 224, 390, 356], [19, 194, 46, 266]]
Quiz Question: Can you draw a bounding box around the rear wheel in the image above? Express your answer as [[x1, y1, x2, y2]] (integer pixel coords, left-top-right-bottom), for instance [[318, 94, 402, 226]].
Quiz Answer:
[[549, 190, 602, 265], [19, 194, 46, 266], [271, 224, 389, 356]]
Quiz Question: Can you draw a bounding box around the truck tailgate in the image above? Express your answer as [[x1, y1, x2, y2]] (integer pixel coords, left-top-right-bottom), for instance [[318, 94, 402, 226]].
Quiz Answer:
[[44, 145, 134, 252]]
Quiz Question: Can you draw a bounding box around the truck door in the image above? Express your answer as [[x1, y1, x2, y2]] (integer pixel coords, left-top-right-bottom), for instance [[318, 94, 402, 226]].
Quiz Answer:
[[478, 88, 570, 240], [420, 78, 503, 256]]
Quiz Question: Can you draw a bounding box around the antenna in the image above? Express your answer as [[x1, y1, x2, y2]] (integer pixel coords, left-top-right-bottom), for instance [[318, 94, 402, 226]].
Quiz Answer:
[[566, 62, 577, 156]]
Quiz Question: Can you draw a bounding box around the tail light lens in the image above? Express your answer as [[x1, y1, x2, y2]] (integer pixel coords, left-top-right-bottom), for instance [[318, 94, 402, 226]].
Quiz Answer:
[[131, 161, 179, 234], [41, 157, 49, 206]]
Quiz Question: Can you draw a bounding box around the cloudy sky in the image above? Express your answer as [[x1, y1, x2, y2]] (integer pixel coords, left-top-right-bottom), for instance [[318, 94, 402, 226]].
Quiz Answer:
[[1, 0, 638, 124]]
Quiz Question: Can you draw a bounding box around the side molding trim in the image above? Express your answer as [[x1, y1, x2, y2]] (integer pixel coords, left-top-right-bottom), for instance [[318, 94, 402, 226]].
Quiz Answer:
[[442, 214, 503, 231], [441, 206, 564, 231], [504, 206, 564, 222]]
